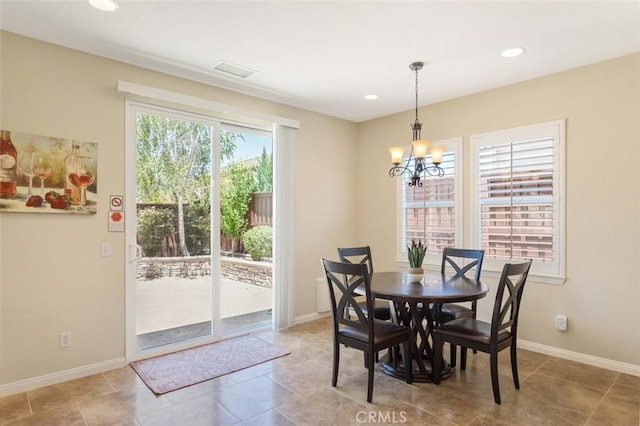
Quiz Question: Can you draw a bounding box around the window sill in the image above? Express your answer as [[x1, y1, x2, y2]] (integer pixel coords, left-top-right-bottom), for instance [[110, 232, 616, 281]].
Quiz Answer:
[[395, 261, 566, 285], [475, 268, 566, 286]]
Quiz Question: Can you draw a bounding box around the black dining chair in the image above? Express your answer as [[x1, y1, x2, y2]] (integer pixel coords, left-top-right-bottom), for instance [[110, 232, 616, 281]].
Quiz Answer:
[[321, 258, 413, 403], [337, 246, 391, 321], [432, 259, 532, 404], [437, 247, 485, 366]]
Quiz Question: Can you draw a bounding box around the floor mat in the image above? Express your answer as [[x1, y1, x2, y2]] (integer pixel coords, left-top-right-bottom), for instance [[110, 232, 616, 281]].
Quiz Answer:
[[130, 334, 290, 394]]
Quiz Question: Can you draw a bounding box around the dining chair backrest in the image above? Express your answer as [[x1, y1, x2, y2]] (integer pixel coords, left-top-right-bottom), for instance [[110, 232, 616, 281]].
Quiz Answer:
[[321, 258, 374, 340], [321, 257, 413, 403], [432, 259, 533, 404], [337, 246, 391, 322], [491, 259, 532, 339], [441, 247, 485, 281], [337, 246, 374, 275]]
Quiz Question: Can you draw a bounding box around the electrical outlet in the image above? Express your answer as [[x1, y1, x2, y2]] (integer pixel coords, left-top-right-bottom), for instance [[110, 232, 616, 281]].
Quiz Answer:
[[555, 315, 567, 331], [60, 332, 72, 348]]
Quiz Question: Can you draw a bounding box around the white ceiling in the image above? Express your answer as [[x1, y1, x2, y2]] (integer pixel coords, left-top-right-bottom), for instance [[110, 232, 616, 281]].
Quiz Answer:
[[1, 1, 639, 122]]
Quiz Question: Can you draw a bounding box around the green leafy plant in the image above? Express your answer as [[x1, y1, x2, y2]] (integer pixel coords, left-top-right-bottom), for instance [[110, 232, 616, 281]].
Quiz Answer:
[[254, 147, 273, 192], [183, 202, 211, 256], [137, 206, 176, 257], [220, 162, 256, 253], [242, 226, 273, 261], [407, 239, 426, 268]]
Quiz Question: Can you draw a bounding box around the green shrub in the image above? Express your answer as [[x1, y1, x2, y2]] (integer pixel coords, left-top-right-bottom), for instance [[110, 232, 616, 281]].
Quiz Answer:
[[137, 207, 176, 257], [184, 202, 211, 255], [242, 226, 273, 261]]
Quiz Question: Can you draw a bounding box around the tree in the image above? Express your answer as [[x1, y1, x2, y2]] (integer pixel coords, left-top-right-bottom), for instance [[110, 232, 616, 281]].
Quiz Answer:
[[254, 147, 273, 192], [220, 162, 256, 253], [218, 130, 239, 164], [136, 114, 241, 256]]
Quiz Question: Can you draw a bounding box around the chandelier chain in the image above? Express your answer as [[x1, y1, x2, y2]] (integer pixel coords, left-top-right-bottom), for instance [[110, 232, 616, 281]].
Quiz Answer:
[[415, 66, 419, 123]]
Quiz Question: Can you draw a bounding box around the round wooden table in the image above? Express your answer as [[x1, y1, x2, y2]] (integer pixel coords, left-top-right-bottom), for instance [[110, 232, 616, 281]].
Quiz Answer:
[[370, 271, 489, 382]]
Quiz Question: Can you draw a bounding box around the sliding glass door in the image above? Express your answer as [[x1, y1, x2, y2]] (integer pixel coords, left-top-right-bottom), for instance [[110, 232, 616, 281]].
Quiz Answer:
[[125, 101, 274, 357], [217, 125, 274, 335]]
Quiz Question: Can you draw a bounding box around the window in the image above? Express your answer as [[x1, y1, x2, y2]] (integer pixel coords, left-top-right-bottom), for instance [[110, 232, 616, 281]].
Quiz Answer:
[[470, 120, 565, 283], [397, 138, 462, 266]]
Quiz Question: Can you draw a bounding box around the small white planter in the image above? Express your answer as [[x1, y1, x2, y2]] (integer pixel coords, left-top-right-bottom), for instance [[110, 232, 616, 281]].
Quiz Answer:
[[406, 267, 424, 283]]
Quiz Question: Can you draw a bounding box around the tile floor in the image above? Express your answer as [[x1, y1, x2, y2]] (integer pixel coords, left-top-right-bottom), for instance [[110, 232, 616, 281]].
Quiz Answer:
[[1, 317, 638, 425]]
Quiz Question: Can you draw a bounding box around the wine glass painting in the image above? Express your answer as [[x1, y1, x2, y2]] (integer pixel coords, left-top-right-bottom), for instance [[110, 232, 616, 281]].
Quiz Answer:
[[0, 130, 98, 214], [17, 151, 36, 197]]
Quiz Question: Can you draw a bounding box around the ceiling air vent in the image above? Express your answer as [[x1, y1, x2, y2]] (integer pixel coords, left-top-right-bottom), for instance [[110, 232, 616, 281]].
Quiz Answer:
[[212, 61, 256, 79]]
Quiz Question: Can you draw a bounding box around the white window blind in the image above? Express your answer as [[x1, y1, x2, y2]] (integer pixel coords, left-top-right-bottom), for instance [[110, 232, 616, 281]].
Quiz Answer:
[[471, 120, 565, 283], [397, 138, 462, 265], [478, 137, 554, 261]]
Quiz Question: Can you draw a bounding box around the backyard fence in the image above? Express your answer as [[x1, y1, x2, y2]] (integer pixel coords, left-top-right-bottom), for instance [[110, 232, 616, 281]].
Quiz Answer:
[[137, 191, 272, 257]]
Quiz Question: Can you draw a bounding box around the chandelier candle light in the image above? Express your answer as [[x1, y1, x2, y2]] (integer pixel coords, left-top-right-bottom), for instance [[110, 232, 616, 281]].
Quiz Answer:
[[389, 62, 444, 187]]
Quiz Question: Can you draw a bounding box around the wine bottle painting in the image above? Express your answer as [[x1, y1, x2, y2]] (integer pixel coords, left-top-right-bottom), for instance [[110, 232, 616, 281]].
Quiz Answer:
[[0, 130, 98, 214]]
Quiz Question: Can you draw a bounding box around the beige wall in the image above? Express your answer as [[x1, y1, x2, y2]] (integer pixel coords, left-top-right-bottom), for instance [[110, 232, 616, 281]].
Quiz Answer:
[[0, 31, 358, 386], [357, 54, 640, 366], [1, 30, 638, 389]]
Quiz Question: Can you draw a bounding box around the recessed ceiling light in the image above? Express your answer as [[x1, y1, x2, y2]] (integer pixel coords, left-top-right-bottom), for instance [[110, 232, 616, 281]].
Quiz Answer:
[[364, 94, 379, 100], [88, 0, 119, 12], [502, 47, 525, 58]]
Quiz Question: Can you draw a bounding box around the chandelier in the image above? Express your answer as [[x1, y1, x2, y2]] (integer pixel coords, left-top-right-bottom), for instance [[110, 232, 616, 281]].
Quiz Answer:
[[388, 61, 444, 187]]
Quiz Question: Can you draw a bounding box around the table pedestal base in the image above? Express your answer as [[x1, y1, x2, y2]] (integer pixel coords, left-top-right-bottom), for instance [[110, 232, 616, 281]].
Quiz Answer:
[[378, 353, 452, 383]]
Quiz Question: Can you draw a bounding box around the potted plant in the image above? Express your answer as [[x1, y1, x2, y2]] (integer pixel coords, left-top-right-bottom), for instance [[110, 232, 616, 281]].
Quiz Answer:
[[407, 239, 426, 282]]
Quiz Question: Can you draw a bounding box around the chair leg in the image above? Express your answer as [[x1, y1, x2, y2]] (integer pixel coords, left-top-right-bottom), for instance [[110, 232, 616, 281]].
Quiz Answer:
[[472, 310, 478, 354], [432, 334, 443, 385], [332, 341, 339, 387], [450, 344, 457, 367], [460, 347, 467, 370], [510, 343, 520, 389], [367, 351, 375, 403], [490, 351, 501, 404]]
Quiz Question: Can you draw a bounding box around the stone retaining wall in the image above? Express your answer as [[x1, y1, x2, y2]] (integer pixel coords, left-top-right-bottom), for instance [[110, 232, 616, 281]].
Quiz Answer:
[[136, 255, 273, 288]]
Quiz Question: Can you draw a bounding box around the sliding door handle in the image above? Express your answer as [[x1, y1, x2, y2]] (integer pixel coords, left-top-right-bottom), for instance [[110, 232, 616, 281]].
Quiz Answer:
[[129, 242, 142, 262]]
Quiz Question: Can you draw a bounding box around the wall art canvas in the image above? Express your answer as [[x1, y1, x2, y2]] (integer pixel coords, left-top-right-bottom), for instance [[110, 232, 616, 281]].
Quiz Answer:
[[0, 130, 98, 214]]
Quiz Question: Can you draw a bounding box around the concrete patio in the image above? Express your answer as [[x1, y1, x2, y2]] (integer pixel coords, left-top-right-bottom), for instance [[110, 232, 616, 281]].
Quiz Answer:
[[136, 275, 272, 347]]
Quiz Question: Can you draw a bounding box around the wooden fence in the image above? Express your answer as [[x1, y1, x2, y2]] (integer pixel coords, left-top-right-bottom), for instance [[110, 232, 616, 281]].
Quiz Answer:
[[137, 192, 272, 256], [248, 192, 272, 227]]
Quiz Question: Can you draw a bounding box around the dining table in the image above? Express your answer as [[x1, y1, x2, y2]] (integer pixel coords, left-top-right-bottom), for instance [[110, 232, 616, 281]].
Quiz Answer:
[[369, 270, 489, 383]]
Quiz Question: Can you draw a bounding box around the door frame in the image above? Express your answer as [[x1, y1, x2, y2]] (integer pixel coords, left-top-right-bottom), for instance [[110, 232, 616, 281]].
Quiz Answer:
[[122, 86, 298, 362]]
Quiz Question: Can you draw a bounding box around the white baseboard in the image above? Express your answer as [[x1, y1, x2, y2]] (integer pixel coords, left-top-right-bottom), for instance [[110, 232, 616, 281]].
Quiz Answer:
[[0, 358, 126, 397], [295, 311, 330, 325], [519, 339, 640, 377]]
